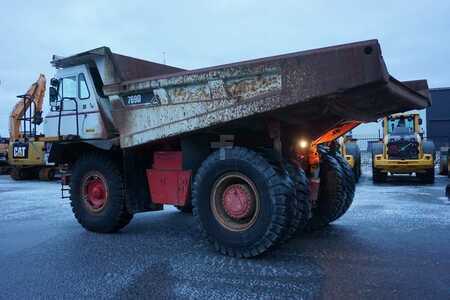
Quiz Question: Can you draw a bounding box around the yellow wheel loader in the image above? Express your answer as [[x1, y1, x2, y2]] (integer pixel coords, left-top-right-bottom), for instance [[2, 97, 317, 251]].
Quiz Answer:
[[371, 113, 435, 183], [338, 136, 362, 182]]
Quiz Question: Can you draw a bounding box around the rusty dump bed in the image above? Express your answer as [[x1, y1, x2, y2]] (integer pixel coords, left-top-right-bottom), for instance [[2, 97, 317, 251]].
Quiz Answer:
[[101, 40, 430, 148]]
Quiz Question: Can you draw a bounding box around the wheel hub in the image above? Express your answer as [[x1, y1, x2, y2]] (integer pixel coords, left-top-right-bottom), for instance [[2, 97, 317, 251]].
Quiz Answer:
[[86, 178, 107, 210], [211, 172, 260, 232], [222, 184, 254, 219]]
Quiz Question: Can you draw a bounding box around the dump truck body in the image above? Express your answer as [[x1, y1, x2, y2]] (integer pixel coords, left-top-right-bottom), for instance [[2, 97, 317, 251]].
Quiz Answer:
[[44, 40, 430, 258], [104, 40, 427, 148], [47, 40, 428, 148]]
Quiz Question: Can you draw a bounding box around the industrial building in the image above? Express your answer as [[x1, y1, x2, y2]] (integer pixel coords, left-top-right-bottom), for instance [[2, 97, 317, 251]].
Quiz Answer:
[[428, 88, 450, 148]]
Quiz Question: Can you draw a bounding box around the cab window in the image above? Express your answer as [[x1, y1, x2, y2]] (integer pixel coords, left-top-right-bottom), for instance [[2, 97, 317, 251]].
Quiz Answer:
[[61, 76, 77, 99], [387, 117, 415, 134], [78, 73, 90, 99]]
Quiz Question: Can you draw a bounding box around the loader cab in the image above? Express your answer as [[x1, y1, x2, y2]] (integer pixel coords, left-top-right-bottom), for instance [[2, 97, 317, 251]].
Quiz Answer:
[[383, 114, 422, 136], [44, 64, 109, 140]]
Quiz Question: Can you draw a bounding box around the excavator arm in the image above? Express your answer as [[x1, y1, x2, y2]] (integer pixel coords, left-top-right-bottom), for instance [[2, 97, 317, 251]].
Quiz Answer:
[[9, 74, 46, 141]]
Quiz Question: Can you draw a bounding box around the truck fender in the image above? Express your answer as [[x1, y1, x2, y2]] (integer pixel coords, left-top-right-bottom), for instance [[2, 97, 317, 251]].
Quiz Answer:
[[48, 139, 119, 164]]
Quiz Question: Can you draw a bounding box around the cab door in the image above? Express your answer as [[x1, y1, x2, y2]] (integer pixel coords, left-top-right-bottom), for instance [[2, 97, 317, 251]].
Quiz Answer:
[[57, 75, 79, 136], [45, 68, 105, 139]]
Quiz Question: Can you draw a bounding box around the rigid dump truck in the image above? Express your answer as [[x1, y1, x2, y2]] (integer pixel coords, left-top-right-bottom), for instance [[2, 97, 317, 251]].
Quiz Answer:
[[371, 107, 435, 184], [44, 40, 429, 258]]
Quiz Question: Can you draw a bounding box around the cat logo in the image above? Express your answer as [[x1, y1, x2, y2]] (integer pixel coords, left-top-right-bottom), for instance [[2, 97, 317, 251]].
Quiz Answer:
[[12, 143, 28, 159]]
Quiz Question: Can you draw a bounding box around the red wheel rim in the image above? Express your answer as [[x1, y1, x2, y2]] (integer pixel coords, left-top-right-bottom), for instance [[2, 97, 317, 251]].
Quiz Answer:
[[82, 172, 108, 212], [210, 172, 260, 232]]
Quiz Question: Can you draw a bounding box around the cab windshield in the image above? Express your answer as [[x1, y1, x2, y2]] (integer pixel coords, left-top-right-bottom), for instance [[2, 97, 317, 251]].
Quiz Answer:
[[387, 117, 415, 134]]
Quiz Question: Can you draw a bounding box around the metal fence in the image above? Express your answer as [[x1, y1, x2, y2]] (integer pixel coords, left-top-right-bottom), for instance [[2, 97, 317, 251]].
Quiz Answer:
[[350, 136, 381, 166]]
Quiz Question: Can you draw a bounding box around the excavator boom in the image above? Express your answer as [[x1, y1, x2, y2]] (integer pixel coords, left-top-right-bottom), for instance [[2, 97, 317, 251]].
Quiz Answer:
[[9, 74, 46, 141]]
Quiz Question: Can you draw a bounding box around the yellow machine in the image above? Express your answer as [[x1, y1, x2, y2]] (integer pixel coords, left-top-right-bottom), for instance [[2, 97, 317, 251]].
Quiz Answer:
[[338, 136, 362, 182], [8, 75, 56, 180], [371, 113, 435, 183], [439, 147, 449, 175], [0, 137, 10, 174]]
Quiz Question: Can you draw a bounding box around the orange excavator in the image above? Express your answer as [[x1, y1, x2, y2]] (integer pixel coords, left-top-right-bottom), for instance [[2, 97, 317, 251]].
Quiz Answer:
[[9, 74, 46, 140], [7, 74, 56, 180]]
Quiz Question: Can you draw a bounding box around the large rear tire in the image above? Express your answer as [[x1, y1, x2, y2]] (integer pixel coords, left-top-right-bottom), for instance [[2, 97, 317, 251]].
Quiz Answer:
[[70, 153, 133, 233], [283, 162, 310, 241], [332, 153, 356, 220], [192, 147, 291, 258], [304, 151, 347, 232]]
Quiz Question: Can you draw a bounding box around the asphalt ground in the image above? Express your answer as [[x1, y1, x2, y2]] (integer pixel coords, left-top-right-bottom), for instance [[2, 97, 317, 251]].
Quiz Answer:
[[0, 172, 449, 299]]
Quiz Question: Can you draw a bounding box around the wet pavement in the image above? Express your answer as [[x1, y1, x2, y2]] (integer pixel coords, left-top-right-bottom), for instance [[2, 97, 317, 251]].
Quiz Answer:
[[0, 172, 449, 299]]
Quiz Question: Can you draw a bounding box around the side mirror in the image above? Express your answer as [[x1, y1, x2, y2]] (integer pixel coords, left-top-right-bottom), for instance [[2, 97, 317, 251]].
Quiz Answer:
[[50, 78, 59, 87], [49, 86, 58, 106], [418, 118, 423, 125], [381, 120, 385, 128]]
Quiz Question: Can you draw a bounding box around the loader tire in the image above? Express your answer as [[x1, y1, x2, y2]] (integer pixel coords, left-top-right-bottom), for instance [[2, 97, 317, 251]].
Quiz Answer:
[[192, 147, 291, 258], [372, 163, 387, 183], [332, 153, 356, 220], [345, 143, 361, 182], [439, 151, 448, 175], [304, 151, 347, 232], [283, 162, 311, 241], [70, 153, 133, 233], [417, 168, 435, 184]]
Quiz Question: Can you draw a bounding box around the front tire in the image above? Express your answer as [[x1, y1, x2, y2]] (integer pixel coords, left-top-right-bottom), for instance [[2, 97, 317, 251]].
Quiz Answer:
[[305, 151, 347, 232], [192, 147, 291, 258], [372, 164, 387, 183], [70, 153, 133, 233]]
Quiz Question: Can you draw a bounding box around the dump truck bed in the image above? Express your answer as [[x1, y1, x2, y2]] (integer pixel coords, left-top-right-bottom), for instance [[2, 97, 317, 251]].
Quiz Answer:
[[102, 40, 430, 148]]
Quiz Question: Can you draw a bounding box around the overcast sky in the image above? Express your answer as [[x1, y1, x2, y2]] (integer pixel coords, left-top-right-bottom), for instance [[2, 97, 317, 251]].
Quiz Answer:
[[0, 0, 449, 137]]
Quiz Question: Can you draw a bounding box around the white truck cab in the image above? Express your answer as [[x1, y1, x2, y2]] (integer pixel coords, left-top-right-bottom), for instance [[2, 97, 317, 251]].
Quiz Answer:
[[44, 64, 110, 140], [44, 47, 183, 143]]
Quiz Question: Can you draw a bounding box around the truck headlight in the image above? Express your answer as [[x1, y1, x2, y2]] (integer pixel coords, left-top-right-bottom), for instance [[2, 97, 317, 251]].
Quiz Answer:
[[298, 139, 309, 149]]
